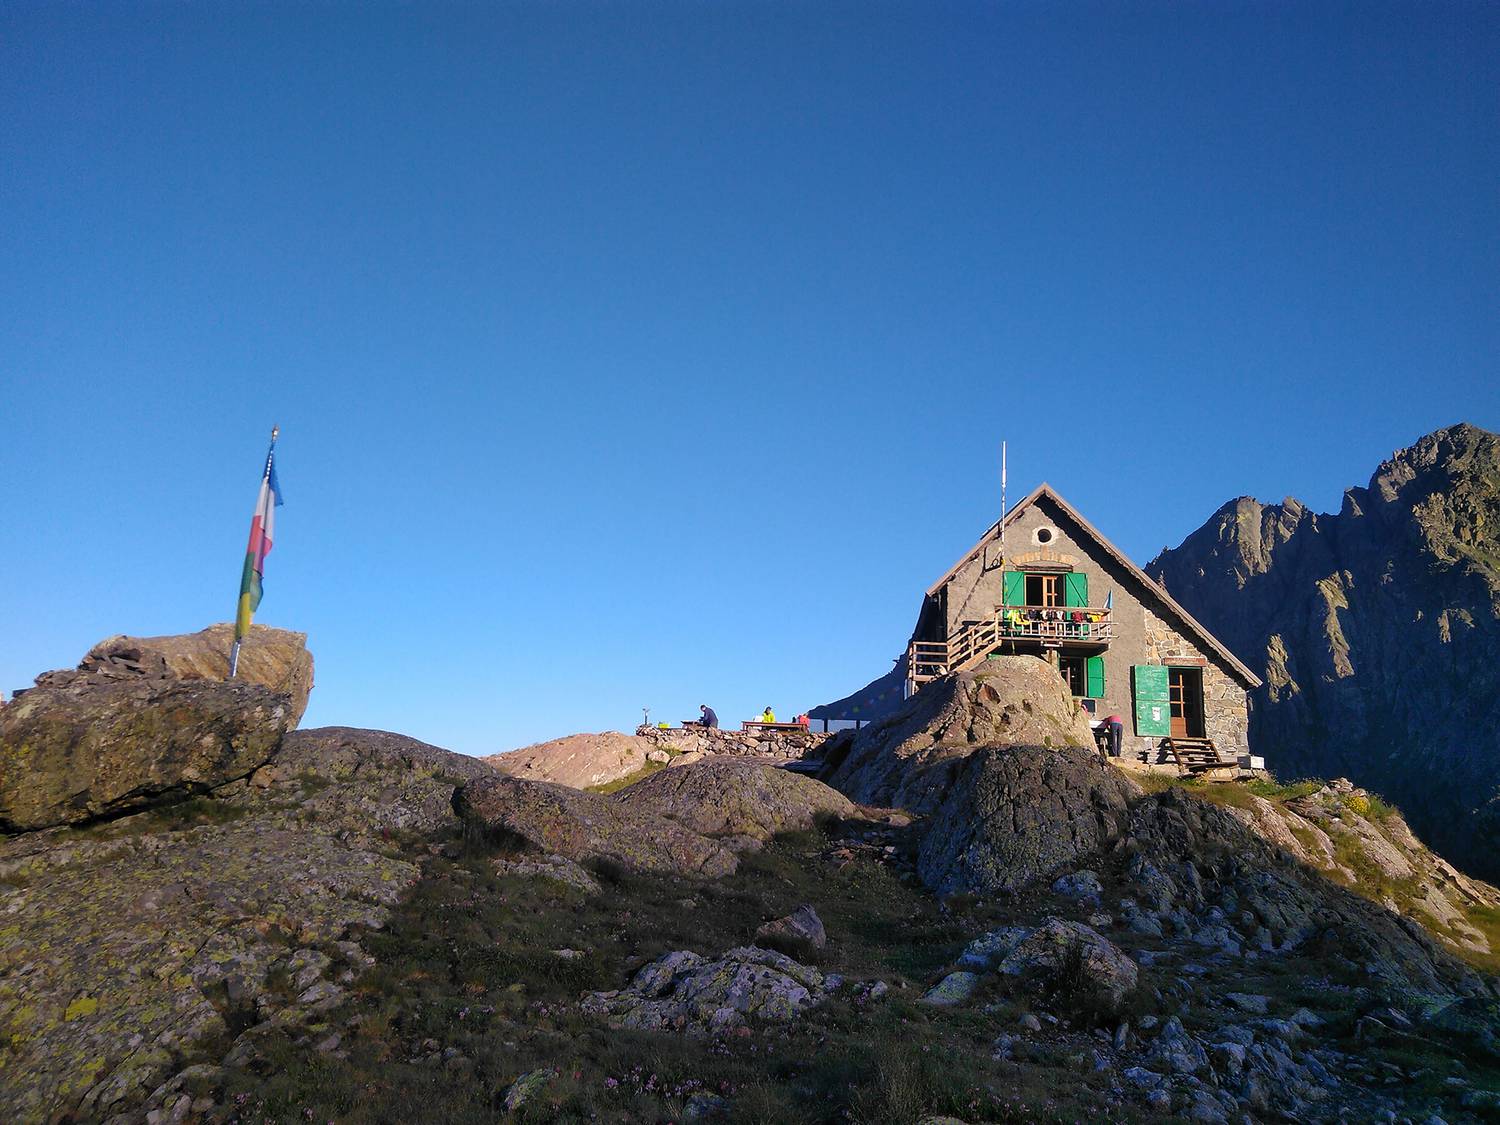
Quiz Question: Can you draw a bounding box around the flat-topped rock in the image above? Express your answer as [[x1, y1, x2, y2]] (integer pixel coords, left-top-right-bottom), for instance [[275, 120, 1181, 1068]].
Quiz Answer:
[[81, 623, 313, 726]]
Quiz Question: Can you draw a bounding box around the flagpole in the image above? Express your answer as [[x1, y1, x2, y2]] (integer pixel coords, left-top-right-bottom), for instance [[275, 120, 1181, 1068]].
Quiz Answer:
[[229, 426, 280, 679]]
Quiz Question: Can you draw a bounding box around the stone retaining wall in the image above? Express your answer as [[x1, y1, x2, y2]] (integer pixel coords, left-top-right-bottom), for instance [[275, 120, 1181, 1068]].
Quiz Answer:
[[634, 725, 829, 761]]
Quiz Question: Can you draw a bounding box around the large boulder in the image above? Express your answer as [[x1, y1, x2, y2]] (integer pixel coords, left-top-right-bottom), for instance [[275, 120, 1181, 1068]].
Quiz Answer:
[[992, 918, 1140, 1017], [817, 658, 1135, 894], [622, 758, 857, 844], [819, 657, 1095, 813], [82, 623, 313, 727], [918, 742, 1139, 894], [453, 774, 739, 878], [0, 664, 295, 833], [484, 731, 654, 789], [580, 946, 828, 1033], [257, 727, 496, 841]]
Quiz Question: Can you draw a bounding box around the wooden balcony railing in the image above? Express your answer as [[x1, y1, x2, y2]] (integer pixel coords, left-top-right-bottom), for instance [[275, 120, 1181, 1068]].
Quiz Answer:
[[906, 606, 1114, 694]]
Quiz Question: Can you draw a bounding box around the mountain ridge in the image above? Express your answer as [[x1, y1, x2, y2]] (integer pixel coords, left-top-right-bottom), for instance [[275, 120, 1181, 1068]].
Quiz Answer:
[[1148, 422, 1500, 881]]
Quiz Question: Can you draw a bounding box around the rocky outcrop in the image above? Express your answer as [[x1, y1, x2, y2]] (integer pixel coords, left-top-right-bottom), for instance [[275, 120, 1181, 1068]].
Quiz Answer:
[[1146, 423, 1500, 880], [621, 759, 856, 845], [818, 659, 1133, 894], [917, 742, 1138, 894], [1221, 777, 1500, 955], [819, 657, 1095, 813], [755, 905, 827, 950], [252, 726, 495, 840], [485, 731, 660, 790], [950, 917, 1139, 1017], [454, 760, 859, 878], [580, 946, 829, 1034], [0, 665, 294, 833], [1123, 787, 1494, 1006], [0, 725, 484, 1124], [81, 623, 314, 726], [454, 774, 740, 878]]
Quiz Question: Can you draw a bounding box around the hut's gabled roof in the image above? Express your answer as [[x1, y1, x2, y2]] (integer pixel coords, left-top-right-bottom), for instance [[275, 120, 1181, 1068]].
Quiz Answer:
[[923, 483, 1263, 690]]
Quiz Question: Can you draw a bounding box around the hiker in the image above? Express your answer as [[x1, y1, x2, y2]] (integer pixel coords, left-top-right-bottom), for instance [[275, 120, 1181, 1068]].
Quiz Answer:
[[1103, 713, 1124, 758], [760, 706, 777, 723], [699, 704, 719, 729]]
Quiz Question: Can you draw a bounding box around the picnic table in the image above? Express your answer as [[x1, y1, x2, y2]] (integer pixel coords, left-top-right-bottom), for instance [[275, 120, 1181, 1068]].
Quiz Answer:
[[741, 721, 808, 733]]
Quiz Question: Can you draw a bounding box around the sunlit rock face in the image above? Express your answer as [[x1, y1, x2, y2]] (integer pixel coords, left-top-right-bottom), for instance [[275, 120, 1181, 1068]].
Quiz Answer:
[[1148, 423, 1500, 881]]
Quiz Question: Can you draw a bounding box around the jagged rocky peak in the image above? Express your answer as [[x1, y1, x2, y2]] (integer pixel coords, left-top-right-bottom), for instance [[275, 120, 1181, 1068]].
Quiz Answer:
[[1147, 422, 1500, 882]]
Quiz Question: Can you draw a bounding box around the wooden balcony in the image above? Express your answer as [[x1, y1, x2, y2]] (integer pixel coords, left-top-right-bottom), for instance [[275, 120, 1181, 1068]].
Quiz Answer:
[[906, 606, 1114, 693]]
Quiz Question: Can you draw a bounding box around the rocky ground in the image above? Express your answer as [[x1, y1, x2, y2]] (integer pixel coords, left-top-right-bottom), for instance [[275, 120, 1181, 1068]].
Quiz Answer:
[[3, 634, 1500, 1123]]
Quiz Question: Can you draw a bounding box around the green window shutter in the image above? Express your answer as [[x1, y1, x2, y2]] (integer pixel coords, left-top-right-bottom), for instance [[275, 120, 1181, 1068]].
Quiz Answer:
[[1003, 571, 1025, 607], [1132, 665, 1171, 736], [1064, 572, 1089, 607], [1085, 655, 1105, 698]]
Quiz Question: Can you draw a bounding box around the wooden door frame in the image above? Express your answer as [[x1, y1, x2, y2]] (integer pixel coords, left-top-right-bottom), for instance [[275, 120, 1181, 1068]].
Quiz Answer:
[[1168, 666, 1205, 738]]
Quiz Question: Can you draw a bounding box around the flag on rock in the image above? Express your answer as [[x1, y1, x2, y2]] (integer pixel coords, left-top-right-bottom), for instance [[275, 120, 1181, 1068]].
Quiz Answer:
[[232, 429, 283, 672]]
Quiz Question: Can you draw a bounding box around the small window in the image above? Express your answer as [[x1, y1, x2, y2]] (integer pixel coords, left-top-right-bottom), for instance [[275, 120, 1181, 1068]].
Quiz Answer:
[[1026, 573, 1062, 606], [1034, 527, 1055, 545]]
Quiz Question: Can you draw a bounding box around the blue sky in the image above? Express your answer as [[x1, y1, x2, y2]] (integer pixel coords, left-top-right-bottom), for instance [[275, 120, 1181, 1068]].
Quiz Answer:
[[2, 2, 1495, 753]]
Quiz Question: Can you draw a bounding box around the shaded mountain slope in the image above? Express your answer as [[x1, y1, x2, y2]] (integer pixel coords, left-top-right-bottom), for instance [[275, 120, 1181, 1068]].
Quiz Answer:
[[1147, 423, 1500, 880]]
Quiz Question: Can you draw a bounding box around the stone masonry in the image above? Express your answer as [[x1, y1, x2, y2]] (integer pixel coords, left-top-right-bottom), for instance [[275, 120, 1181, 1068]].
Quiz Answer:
[[634, 724, 829, 762]]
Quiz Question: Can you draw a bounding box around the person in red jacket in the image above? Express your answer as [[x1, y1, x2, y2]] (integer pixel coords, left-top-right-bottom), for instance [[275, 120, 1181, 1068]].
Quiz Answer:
[[1103, 714, 1124, 758]]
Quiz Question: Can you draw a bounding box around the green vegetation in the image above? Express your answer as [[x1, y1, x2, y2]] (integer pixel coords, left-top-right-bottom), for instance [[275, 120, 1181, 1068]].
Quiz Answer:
[[1245, 776, 1324, 802], [1123, 770, 1321, 810], [216, 828, 1138, 1123], [586, 759, 669, 795]]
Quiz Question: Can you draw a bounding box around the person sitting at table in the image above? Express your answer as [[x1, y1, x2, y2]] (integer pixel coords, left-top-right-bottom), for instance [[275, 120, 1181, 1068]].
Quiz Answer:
[[699, 704, 719, 729], [759, 706, 776, 723]]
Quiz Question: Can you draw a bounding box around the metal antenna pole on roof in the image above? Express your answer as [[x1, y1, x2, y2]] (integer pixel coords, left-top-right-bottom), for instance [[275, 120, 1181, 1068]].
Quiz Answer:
[[1000, 440, 1008, 563]]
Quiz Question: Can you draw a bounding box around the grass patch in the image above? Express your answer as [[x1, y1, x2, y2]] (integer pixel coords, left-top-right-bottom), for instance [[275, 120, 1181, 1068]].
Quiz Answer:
[[1244, 776, 1323, 802], [1123, 770, 1324, 809], [216, 827, 1128, 1123], [587, 760, 669, 794]]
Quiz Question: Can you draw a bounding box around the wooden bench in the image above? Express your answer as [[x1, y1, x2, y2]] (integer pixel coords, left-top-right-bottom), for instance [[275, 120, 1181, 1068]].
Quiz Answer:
[[741, 721, 808, 733], [1161, 736, 1238, 774]]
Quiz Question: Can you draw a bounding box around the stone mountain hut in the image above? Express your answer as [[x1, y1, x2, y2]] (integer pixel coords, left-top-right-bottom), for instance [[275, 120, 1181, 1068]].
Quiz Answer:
[[814, 484, 1263, 772]]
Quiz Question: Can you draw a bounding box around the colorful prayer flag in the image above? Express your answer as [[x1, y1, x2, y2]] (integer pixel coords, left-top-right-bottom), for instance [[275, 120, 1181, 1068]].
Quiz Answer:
[[234, 431, 283, 644]]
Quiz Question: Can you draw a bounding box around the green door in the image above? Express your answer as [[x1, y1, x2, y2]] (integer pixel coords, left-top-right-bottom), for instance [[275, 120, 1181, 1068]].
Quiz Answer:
[[1133, 664, 1171, 736], [1085, 655, 1105, 698], [1003, 571, 1026, 607], [1064, 572, 1089, 607]]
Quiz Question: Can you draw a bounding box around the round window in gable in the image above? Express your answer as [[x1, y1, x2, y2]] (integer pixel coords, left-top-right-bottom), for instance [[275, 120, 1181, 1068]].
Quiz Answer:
[[1034, 527, 1056, 545]]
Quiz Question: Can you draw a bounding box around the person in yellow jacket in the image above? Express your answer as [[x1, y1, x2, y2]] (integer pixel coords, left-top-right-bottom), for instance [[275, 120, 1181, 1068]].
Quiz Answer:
[[760, 706, 777, 723]]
